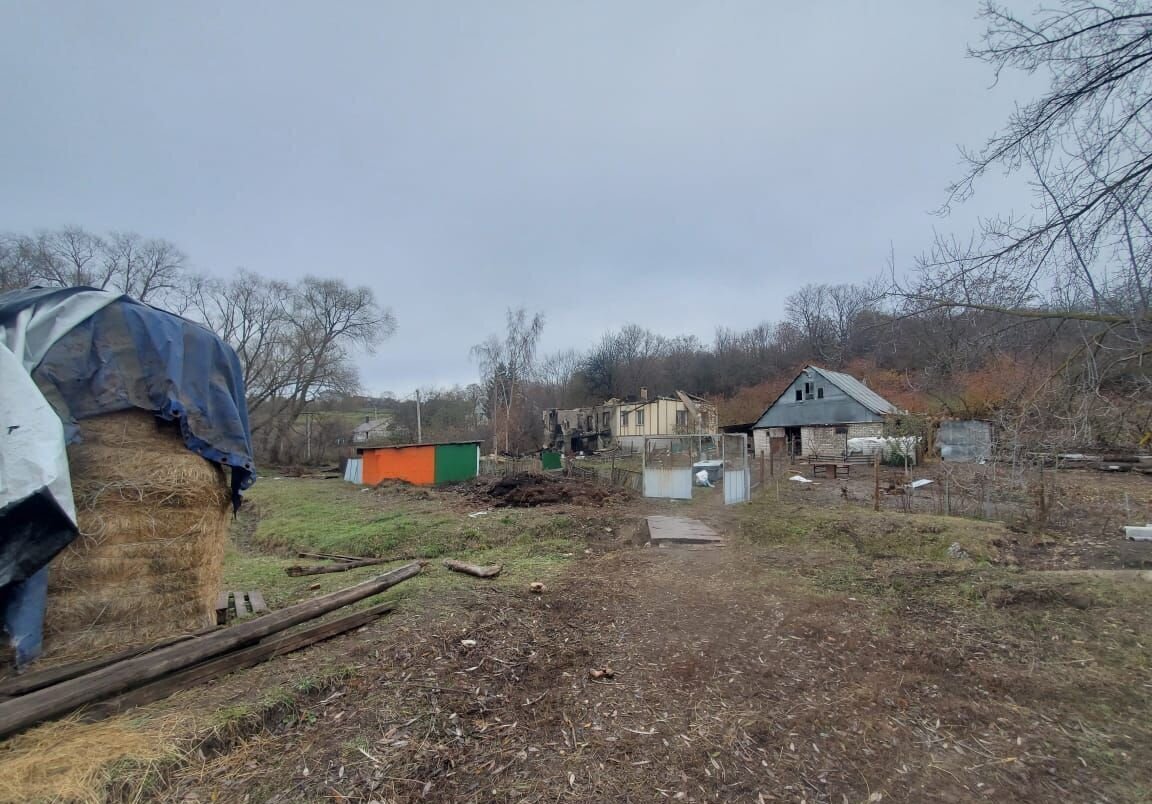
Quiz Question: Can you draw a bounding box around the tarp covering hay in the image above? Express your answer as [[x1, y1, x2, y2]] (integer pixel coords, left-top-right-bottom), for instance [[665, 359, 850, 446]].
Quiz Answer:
[[1, 286, 255, 668], [45, 411, 232, 655]]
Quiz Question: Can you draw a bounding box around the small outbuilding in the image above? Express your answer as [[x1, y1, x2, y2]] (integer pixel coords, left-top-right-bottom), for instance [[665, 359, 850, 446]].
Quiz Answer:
[[752, 365, 900, 459], [935, 419, 994, 462], [354, 441, 481, 486]]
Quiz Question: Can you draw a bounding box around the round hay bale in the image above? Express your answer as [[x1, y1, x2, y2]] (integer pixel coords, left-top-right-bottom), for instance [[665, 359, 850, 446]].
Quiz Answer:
[[44, 410, 231, 658]]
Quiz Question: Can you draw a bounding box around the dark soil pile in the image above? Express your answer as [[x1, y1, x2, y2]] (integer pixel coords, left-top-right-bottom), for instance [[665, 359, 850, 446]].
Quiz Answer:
[[477, 472, 631, 507]]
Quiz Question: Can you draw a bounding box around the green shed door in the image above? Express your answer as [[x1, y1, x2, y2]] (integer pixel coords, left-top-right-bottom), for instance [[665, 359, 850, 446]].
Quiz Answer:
[[434, 443, 478, 484]]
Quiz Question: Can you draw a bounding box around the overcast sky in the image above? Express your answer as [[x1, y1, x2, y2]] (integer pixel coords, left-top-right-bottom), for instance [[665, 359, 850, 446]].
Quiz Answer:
[[0, 1, 1038, 396]]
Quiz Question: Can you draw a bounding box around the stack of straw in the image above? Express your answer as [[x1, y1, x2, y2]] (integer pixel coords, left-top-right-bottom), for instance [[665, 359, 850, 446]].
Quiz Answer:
[[45, 410, 231, 657]]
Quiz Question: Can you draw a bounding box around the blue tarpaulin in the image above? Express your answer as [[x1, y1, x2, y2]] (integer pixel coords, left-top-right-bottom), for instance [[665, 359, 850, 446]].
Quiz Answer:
[[0, 287, 255, 668]]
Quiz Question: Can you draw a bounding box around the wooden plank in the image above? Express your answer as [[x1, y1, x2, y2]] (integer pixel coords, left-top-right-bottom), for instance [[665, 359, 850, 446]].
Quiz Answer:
[[442, 559, 503, 578], [215, 591, 230, 621], [247, 590, 268, 614], [0, 626, 219, 698], [646, 515, 724, 545], [82, 602, 396, 722], [0, 562, 423, 739], [233, 591, 250, 619]]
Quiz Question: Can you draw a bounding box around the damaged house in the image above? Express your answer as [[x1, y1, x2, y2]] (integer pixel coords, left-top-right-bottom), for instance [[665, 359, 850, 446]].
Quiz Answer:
[[752, 365, 900, 459], [543, 388, 718, 453]]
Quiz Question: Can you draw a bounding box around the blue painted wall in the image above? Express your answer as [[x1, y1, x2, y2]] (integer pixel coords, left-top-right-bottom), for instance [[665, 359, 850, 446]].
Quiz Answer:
[[754, 370, 883, 428]]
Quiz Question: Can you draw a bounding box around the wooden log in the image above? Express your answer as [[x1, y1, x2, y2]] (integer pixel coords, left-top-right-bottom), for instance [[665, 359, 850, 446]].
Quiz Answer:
[[296, 551, 369, 562], [443, 559, 503, 578], [285, 555, 420, 576], [0, 562, 422, 739], [0, 626, 219, 698], [82, 602, 396, 722]]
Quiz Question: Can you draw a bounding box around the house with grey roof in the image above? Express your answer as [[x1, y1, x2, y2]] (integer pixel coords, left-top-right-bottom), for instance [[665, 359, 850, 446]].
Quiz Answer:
[[351, 417, 393, 444], [751, 365, 900, 459]]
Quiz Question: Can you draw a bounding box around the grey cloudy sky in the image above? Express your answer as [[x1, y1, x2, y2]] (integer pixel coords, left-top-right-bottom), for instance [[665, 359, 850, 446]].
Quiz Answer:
[[0, 1, 1036, 396]]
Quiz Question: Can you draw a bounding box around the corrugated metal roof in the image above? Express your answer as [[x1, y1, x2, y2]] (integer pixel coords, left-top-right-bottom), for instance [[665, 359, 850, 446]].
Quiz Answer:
[[809, 366, 899, 415]]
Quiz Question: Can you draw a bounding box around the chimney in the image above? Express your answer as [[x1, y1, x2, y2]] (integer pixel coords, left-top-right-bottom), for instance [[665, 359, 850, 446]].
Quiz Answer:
[[640, 387, 648, 401]]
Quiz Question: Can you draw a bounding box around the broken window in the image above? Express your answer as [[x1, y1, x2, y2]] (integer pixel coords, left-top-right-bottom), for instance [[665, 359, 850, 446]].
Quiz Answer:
[[601, 411, 609, 428], [621, 411, 629, 428], [676, 409, 688, 427], [817, 387, 824, 399], [636, 409, 645, 427], [795, 389, 803, 401]]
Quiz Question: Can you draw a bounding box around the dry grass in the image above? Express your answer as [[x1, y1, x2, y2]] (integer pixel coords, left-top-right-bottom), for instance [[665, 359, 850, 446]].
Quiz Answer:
[[0, 715, 184, 804], [45, 410, 230, 657]]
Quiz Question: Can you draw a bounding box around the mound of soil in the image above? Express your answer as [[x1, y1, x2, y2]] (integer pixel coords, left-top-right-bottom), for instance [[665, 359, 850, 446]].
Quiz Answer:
[[477, 472, 630, 507]]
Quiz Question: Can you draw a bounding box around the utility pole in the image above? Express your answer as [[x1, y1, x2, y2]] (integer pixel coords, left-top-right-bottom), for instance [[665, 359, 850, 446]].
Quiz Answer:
[[415, 389, 423, 443]]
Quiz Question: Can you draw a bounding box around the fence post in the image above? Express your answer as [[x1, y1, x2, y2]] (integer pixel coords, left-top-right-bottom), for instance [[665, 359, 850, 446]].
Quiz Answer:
[[873, 452, 880, 512]]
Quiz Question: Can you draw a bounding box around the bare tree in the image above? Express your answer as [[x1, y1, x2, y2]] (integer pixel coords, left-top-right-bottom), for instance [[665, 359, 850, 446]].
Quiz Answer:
[[103, 232, 187, 305], [902, 1, 1152, 379], [535, 348, 583, 405], [785, 283, 833, 361], [826, 280, 885, 365], [186, 272, 396, 461], [472, 308, 545, 453], [0, 236, 35, 291], [185, 269, 295, 421], [0, 227, 186, 304]]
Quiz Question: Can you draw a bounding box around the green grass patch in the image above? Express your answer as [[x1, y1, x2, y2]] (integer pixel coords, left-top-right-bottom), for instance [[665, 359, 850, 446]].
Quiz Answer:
[[225, 478, 582, 610]]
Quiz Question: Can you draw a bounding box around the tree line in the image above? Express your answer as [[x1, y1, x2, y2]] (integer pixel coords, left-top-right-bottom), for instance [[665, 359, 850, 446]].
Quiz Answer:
[[0, 227, 395, 464]]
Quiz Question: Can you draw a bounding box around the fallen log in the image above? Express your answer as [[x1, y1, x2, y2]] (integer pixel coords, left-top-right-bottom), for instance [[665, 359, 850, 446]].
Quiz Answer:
[[286, 555, 422, 576], [0, 626, 219, 698], [296, 551, 369, 562], [82, 602, 396, 722], [0, 562, 422, 739], [443, 559, 503, 578]]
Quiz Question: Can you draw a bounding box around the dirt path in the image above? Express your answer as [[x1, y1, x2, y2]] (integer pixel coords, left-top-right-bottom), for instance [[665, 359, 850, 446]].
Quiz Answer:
[[163, 499, 1147, 803]]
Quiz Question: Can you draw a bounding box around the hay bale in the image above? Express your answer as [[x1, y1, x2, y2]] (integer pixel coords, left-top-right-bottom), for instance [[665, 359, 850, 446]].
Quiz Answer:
[[44, 410, 231, 658]]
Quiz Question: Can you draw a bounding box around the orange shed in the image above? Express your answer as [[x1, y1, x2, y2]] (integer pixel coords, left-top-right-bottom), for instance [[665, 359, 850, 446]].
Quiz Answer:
[[356, 441, 480, 486]]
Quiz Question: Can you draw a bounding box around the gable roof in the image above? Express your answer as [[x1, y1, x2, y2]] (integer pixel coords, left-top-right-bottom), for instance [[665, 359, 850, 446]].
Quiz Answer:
[[753, 365, 899, 427], [808, 366, 898, 415], [352, 419, 390, 435]]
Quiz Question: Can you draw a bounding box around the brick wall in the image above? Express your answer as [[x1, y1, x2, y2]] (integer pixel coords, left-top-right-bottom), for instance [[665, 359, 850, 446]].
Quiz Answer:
[[846, 422, 883, 439], [753, 428, 769, 457], [800, 426, 845, 456]]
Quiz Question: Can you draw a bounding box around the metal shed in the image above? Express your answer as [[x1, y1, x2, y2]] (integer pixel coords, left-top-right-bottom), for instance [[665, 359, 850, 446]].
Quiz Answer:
[[355, 441, 481, 485], [935, 420, 993, 463]]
